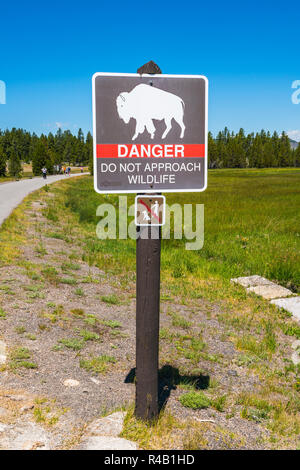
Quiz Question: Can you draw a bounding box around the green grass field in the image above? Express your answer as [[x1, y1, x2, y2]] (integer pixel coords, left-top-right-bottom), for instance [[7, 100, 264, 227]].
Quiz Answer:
[[62, 168, 300, 293]]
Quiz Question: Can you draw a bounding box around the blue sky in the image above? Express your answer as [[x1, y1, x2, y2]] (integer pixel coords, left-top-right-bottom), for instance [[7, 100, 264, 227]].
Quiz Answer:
[[0, 0, 299, 139]]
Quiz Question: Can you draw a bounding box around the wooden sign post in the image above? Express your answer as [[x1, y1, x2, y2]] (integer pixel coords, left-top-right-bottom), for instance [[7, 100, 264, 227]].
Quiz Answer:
[[135, 220, 161, 421], [135, 62, 162, 422]]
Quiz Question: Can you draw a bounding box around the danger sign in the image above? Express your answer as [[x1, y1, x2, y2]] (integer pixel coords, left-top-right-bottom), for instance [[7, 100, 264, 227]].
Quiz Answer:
[[135, 195, 165, 226], [92, 73, 208, 193]]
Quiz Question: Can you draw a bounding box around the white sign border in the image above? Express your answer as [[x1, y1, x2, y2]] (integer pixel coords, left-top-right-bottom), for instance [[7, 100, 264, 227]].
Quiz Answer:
[[92, 72, 208, 194]]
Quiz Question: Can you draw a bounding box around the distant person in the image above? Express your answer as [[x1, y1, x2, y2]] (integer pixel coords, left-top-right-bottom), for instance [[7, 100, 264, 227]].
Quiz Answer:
[[67, 166, 71, 176], [81, 167, 83, 173], [41, 167, 47, 179]]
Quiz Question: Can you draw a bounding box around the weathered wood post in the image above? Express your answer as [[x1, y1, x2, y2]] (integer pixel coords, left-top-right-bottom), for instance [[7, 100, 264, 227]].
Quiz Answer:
[[135, 61, 162, 421]]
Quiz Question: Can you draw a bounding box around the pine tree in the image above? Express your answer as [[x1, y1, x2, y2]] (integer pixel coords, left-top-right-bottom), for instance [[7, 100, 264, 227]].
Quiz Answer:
[[1, 130, 11, 158], [216, 131, 227, 167], [63, 139, 75, 165], [263, 140, 274, 167], [260, 129, 267, 145], [0, 143, 6, 176], [77, 128, 84, 143], [8, 140, 22, 178], [249, 134, 264, 168], [293, 144, 300, 167], [54, 128, 64, 158], [74, 128, 85, 165], [208, 132, 218, 168], [226, 135, 235, 167], [278, 132, 292, 167], [271, 131, 280, 167], [86, 132, 93, 174], [32, 139, 49, 176], [226, 129, 247, 168]]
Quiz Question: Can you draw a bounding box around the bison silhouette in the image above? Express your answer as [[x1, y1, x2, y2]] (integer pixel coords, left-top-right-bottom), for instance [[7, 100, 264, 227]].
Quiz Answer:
[[116, 84, 185, 141]]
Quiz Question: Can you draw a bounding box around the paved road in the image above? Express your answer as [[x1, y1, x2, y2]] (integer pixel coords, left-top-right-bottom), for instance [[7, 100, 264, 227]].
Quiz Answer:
[[0, 173, 88, 227]]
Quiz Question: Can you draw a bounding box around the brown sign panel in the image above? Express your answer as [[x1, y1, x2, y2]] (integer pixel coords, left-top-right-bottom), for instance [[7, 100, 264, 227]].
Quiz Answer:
[[135, 195, 165, 226], [92, 73, 208, 193]]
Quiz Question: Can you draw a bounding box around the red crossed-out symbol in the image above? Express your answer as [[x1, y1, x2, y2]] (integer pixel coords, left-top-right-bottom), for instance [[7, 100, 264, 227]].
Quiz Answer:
[[139, 199, 161, 223]]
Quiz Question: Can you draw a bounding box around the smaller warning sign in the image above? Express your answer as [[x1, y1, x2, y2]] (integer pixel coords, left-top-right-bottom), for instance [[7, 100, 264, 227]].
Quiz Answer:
[[135, 195, 165, 227]]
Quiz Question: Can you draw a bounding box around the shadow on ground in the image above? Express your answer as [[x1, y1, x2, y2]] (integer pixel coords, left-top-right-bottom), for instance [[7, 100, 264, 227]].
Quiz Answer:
[[125, 365, 210, 412]]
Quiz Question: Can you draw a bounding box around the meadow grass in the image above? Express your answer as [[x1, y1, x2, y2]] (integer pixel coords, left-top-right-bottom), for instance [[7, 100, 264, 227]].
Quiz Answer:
[[61, 168, 300, 292], [79, 355, 116, 374], [5, 346, 38, 370], [179, 391, 211, 409]]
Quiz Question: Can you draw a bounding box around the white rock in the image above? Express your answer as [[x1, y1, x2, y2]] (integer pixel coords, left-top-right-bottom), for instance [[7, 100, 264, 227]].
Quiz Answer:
[[270, 297, 300, 320], [63, 379, 80, 387], [0, 340, 6, 364], [231, 275, 273, 288], [0, 422, 51, 450], [0, 354, 6, 365], [90, 377, 100, 385], [247, 284, 293, 300], [78, 411, 137, 450], [79, 436, 137, 450], [291, 340, 300, 366], [291, 340, 300, 350], [86, 411, 126, 437], [291, 351, 300, 366]]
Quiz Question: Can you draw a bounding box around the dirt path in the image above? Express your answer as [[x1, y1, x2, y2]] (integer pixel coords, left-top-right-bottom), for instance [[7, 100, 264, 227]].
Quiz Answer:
[[0, 181, 137, 448], [0, 173, 88, 227]]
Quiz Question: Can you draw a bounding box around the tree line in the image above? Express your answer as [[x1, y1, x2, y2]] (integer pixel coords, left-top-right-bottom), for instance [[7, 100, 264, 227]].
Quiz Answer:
[[0, 128, 93, 177], [0, 126, 299, 178], [208, 128, 300, 168]]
